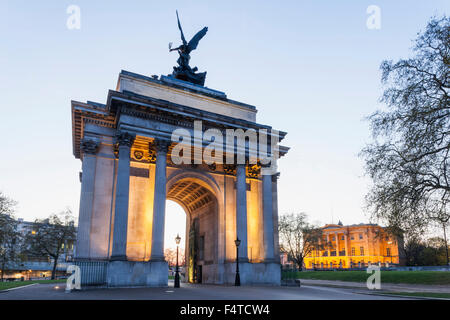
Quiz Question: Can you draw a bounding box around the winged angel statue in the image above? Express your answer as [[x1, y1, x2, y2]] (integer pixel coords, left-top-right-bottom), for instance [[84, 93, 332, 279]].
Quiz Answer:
[[169, 11, 208, 86]]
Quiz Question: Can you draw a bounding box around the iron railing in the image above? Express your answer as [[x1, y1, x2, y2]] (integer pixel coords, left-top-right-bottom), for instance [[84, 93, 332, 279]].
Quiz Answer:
[[73, 261, 108, 286]]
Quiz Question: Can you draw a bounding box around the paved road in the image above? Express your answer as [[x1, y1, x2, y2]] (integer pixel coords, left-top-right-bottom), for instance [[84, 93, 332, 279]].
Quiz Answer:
[[0, 282, 408, 300], [301, 279, 450, 293]]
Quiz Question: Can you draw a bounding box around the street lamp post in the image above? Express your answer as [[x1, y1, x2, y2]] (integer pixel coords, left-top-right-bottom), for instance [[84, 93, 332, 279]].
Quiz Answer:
[[174, 234, 181, 288], [234, 238, 241, 286]]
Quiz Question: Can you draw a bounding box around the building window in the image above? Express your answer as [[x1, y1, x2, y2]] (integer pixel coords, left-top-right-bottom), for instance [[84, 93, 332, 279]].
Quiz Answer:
[[387, 248, 391, 257], [351, 235, 354, 240], [351, 247, 355, 256], [341, 235, 345, 241], [359, 234, 363, 240], [360, 247, 364, 256]]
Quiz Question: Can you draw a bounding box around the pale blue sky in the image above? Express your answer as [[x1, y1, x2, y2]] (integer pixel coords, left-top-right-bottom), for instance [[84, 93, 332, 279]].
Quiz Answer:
[[1, 1, 448, 248]]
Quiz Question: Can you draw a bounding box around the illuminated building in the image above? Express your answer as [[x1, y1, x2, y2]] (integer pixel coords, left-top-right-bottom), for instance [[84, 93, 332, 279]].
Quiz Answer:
[[304, 222, 405, 269]]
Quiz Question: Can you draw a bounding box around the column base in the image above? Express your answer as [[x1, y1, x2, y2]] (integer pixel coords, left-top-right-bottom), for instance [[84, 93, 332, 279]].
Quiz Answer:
[[149, 256, 165, 262], [109, 255, 127, 261], [106, 260, 168, 287], [223, 262, 281, 286]]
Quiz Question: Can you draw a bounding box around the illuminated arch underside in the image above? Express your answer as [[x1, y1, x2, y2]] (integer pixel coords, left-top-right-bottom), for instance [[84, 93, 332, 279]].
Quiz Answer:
[[167, 180, 214, 213]]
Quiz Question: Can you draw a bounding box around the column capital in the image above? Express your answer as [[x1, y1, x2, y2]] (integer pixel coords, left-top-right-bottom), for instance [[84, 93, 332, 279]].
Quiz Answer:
[[114, 130, 136, 148], [271, 172, 280, 182], [223, 164, 236, 175], [80, 137, 100, 155], [151, 138, 171, 153]]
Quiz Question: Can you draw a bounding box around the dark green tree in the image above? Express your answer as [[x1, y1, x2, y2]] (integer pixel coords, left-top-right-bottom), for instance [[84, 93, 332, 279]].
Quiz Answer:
[[0, 192, 20, 281], [24, 209, 76, 279]]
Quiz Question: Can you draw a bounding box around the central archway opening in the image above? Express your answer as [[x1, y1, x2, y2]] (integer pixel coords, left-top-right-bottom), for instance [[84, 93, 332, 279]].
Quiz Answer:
[[164, 200, 186, 276], [165, 177, 219, 284]]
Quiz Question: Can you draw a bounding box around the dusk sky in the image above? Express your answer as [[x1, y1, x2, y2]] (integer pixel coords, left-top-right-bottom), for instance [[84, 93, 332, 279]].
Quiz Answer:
[[1, 1, 448, 248]]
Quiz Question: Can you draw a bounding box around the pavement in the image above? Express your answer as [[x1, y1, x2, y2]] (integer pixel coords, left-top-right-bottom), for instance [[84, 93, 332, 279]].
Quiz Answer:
[[0, 281, 409, 300], [300, 279, 450, 293]]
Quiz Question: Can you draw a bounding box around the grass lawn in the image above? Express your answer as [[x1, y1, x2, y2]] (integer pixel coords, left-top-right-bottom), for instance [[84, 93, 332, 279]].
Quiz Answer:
[[294, 271, 450, 285], [0, 279, 66, 291], [384, 292, 450, 299]]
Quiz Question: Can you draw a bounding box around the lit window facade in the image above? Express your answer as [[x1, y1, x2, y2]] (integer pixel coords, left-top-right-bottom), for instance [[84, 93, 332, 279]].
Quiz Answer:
[[304, 223, 404, 269]]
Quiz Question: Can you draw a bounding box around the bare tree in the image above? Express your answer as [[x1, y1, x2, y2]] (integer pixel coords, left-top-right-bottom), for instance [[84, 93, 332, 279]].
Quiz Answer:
[[361, 16, 450, 239], [24, 209, 76, 279], [165, 247, 185, 267], [278, 213, 324, 270], [0, 192, 20, 281]]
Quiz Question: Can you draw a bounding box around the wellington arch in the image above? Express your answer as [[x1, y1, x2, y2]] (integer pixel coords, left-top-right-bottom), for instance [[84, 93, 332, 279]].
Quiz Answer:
[[71, 70, 289, 286]]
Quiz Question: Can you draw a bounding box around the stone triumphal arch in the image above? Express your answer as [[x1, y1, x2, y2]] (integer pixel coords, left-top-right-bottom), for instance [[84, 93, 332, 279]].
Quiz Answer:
[[71, 70, 289, 286]]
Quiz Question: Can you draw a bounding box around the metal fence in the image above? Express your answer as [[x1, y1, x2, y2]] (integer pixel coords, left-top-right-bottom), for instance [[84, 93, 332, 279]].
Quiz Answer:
[[73, 261, 108, 286]]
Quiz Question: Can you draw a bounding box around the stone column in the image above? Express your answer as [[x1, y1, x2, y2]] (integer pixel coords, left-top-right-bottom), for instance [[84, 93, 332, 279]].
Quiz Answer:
[[75, 137, 99, 260], [236, 163, 248, 261], [262, 171, 275, 261], [335, 232, 339, 255], [344, 233, 349, 256], [272, 173, 281, 262], [326, 233, 330, 257], [110, 131, 135, 261], [365, 228, 371, 263], [150, 139, 171, 261]]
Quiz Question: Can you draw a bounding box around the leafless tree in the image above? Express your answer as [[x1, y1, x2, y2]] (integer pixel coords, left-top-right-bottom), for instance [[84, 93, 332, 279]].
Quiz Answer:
[[361, 16, 450, 242], [278, 213, 324, 270], [164, 247, 185, 267]]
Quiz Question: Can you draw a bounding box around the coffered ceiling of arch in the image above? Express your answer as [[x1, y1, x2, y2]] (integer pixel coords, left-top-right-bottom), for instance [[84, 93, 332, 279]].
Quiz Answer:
[[167, 180, 214, 213]]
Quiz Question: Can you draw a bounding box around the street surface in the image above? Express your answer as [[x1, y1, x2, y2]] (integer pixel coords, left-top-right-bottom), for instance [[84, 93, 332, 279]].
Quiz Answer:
[[0, 281, 408, 300]]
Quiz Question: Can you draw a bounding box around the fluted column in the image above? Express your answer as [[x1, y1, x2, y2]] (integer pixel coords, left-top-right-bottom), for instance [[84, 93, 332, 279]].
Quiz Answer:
[[236, 163, 248, 261], [150, 139, 171, 261], [75, 137, 99, 260], [110, 131, 135, 261], [262, 171, 275, 262]]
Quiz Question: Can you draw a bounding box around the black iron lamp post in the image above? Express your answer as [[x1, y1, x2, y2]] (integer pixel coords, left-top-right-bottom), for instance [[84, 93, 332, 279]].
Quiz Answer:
[[234, 238, 241, 286], [174, 234, 181, 288]]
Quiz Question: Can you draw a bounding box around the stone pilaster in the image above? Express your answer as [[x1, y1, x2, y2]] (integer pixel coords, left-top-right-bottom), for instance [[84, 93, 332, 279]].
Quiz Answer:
[[110, 131, 136, 261], [272, 173, 280, 262], [150, 138, 171, 261], [236, 163, 248, 261], [75, 137, 100, 260], [262, 170, 275, 262]]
